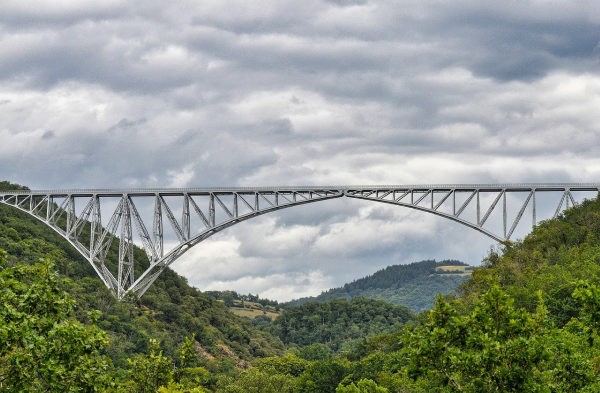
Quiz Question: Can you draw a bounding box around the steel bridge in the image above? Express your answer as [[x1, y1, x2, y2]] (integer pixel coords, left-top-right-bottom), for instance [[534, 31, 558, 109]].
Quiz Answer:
[[1, 183, 598, 299]]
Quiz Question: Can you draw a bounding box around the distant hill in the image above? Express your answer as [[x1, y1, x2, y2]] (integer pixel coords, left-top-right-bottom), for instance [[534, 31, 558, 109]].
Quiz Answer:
[[285, 259, 473, 312]]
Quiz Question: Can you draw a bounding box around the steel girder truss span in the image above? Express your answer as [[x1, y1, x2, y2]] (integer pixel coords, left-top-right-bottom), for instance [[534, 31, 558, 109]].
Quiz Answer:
[[0, 184, 598, 300]]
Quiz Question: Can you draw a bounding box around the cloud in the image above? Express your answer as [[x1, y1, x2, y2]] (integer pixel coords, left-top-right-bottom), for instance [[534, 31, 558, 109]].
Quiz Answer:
[[1, 0, 599, 300]]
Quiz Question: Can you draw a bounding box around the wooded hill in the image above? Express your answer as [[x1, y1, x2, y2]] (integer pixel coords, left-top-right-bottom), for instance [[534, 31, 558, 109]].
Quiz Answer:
[[286, 259, 472, 312], [0, 181, 284, 373]]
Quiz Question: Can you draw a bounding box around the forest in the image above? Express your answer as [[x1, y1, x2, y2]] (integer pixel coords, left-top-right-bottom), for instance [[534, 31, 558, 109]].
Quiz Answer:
[[4, 179, 600, 391], [285, 259, 471, 312]]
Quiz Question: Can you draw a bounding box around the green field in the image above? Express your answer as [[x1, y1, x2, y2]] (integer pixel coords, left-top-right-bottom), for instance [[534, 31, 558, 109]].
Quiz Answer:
[[219, 299, 282, 320], [435, 265, 473, 276]]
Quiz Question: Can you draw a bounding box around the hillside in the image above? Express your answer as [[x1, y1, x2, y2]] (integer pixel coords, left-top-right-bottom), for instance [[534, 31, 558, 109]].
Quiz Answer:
[[286, 259, 472, 312], [268, 297, 413, 353], [0, 181, 284, 372], [459, 195, 600, 327]]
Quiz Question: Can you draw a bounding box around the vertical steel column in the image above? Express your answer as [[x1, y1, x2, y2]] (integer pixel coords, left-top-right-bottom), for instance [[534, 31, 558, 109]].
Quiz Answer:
[[532, 189, 536, 228], [90, 195, 102, 257], [209, 193, 215, 227], [153, 195, 163, 258], [46, 196, 53, 222], [66, 195, 75, 235], [453, 189, 456, 215], [118, 196, 135, 296], [233, 193, 238, 217], [503, 190, 507, 240], [182, 194, 190, 241], [476, 190, 480, 225]]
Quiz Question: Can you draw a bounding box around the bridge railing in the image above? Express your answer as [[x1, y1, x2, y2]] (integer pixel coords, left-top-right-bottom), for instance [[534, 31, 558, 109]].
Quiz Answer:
[[2, 183, 600, 196]]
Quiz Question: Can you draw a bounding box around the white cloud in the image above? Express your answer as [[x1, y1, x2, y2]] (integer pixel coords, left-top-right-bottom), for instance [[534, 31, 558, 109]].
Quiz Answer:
[[202, 271, 333, 302], [1, 0, 599, 300]]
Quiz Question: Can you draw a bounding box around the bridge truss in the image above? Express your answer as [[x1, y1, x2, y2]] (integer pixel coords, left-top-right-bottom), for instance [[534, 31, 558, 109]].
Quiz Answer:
[[1, 184, 598, 299]]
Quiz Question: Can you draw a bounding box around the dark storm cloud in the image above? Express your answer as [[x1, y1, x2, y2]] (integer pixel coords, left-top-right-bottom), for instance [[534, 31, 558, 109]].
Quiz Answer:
[[2, 1, 597, 95], [41, 130, 55, 140]]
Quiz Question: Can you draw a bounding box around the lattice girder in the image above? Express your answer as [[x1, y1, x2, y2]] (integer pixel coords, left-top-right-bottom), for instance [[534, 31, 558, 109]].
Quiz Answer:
[[1, 184, 598, 300]]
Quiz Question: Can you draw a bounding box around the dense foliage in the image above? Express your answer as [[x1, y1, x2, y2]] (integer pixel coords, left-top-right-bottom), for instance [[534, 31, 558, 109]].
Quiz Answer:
[[0, 251, 112, 391], [404, 288, 597, 392], [286, 260, 470, 312], [459, 196, 600, 327], [268, 298, 413, 352]]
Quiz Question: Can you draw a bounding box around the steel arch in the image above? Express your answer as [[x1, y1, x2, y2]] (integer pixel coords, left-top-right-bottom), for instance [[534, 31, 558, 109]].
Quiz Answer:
[[344, 192, 501, 242], [1, 183, 598, 299]]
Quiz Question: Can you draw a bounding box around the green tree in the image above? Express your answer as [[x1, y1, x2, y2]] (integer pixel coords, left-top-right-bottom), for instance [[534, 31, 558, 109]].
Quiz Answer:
[[123, 334, 218, 393], [298, 343, 334, 361], [295, 359, 349, 393], [573, 280, 600, 345], [217, 368, 296, 393], [221, 292, 235, 307], [336, 379, 388, 393], [157, 381, 208, 393], [0, 250, 112, 392], [174, 334, 199, 383], [404, 286, 593, 392], [173, 335, 213, 391], [256, 354, 309, 377], [125, 339, 173, 393]]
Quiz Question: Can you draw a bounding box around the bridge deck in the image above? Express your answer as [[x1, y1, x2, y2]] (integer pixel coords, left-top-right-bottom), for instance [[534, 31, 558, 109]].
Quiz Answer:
[[1, 183, 600, 196]]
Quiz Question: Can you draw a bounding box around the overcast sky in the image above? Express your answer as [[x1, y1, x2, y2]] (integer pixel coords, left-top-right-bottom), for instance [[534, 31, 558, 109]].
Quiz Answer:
[[1, 0, 600, 301]]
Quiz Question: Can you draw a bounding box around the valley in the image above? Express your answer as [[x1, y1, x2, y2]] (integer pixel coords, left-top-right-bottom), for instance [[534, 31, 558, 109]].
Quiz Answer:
[[4, 180, 600, 392]]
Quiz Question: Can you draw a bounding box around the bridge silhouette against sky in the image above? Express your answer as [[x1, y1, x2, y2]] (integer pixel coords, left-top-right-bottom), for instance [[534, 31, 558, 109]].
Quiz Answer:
[[1, 183, 599, 300]]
